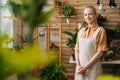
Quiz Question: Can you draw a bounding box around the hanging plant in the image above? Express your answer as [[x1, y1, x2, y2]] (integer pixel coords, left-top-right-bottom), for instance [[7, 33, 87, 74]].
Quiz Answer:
[[97, 14, 107, 26], [62, 5, 75, 16], [62, 5, 75, 24]]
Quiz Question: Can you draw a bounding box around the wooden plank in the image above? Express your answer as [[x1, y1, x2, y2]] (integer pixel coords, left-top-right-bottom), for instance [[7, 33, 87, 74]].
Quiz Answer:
[[46, 0, 120, 76], [44, 27, 76, 31], [107, 19, 120, 23], [66, 0, 120, 2], [107, 16, 120, 19]]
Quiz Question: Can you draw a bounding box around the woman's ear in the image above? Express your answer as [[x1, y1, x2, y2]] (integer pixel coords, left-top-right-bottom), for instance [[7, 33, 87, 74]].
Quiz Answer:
[[96, 13, 99, 18]]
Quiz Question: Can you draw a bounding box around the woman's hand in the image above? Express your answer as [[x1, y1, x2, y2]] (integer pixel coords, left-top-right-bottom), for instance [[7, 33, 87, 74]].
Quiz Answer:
[[79, 66, 87, 76], [76, 66, 80, 74], [76, 65, 87, 76]]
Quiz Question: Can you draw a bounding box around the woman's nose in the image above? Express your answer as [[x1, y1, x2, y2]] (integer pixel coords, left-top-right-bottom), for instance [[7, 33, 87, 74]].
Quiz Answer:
[[86, 14, 89, 18]]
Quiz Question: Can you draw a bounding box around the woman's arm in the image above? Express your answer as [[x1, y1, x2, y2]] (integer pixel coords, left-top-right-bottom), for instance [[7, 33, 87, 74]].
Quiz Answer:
[[84, 51, 103, 69], [75, 49, 80, 66], [74, 37, 80, 66], [79, 51, 103, 75], [74, 39, 81, 74]]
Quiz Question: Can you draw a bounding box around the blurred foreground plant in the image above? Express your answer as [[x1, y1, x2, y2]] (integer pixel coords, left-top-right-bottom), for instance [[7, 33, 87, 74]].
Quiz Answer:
[[0, 35, 56, 80], [6, 0, 55, 44], [0, 0, 58, 79], [97, 74, 120, 80]]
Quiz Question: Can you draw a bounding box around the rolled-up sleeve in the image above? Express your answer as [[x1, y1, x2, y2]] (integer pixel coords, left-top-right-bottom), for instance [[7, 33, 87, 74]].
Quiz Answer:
[[96, 27, 108, 52]]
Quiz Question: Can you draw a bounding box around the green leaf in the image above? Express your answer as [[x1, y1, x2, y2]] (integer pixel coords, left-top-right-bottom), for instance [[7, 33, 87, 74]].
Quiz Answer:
[[37, 8, 55, 25], [63, 29, 79, 48], [62, 5, 75, 16], [62, 31, 73, 37]]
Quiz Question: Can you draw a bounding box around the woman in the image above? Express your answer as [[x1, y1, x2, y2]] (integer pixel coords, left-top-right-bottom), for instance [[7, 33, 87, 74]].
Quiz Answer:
[[74, 6, 107, 80]]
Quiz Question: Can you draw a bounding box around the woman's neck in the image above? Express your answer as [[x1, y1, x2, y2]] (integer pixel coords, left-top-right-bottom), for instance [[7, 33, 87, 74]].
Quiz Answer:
[[88, 22, 97, 27]]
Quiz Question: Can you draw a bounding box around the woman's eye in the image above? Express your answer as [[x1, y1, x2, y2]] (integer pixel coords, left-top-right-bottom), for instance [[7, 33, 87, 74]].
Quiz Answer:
[[89, 13, 94, 16], [84, 14, 87, 16], [84, 13, 93, 16]]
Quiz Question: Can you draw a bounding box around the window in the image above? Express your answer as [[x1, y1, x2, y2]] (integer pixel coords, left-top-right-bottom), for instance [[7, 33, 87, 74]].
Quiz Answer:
[[0, 0, 13, 48]]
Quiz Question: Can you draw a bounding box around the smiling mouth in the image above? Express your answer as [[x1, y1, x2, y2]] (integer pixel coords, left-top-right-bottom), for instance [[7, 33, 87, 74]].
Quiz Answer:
[[86, 19, 91, 21]]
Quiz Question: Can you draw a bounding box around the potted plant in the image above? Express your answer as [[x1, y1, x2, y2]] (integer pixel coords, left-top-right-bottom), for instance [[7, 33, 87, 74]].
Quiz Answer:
[[62, 28, 79, 61], [49, 43, 59, 60], [102, 48, 116, 61], [40, 62, 67, 80], [39, 42, 67, 80], [62, 5, 75, 24], [62, 5, 75, 17], [50, 43, 59, 53]]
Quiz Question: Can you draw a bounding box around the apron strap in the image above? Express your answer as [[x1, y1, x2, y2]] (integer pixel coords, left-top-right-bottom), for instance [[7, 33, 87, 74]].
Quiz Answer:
[[79, 28, 85, 38], [93, 27, 101, 38]]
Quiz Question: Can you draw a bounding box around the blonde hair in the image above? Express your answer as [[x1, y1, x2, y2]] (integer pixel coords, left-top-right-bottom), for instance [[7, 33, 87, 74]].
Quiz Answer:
[[85, 6, 97, 15]]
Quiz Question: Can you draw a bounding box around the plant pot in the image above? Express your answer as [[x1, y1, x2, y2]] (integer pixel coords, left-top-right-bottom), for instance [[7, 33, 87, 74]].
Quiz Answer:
[[72, 53, 75, 61], [66, 76, 74, 80]]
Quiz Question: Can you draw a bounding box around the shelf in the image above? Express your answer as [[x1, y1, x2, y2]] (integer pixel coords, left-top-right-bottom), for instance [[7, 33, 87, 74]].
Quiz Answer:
[[69, 56, 120, 64], [55, 15, 76, 18], [102, 59, 120, 64], [3, 16, 18, 20], [69, 56, 76, 63]]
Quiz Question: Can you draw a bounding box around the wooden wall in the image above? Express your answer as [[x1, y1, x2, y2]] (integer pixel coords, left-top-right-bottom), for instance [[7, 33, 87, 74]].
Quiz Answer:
[[45, 0, 120, 77]]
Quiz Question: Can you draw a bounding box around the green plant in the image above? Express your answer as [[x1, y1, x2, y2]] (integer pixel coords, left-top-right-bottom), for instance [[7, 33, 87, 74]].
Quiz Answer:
[[49, 43, 59, 60], [115, 22, 120, 33], [103, 22, 120, 60], [49, 43, 59, 54], [6, 0, 54, 44], [0, 0, 55, 79], [62, 29, 79, 48], [102, 46, 117, 61], [105, 22, 120, 40], [105, 22, 120, 47], [40, 62, 67, 80], [62, 28, 79, 60], [6, 1, 22, 17], [114, 22, 120, 39], [17, 33, 39, 44], [62, 5, 75, 17], [97, 14, 107, 26], [97, 74, 120, 80], [62, 5, 75, 24], [0, 35, 52, 80], [13, 45, 23, 52], [102, 50, 115, 60]]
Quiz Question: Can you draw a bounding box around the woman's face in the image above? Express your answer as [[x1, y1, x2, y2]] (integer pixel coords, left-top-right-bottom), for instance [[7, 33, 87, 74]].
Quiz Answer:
[[84, 8, 96, 24]]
